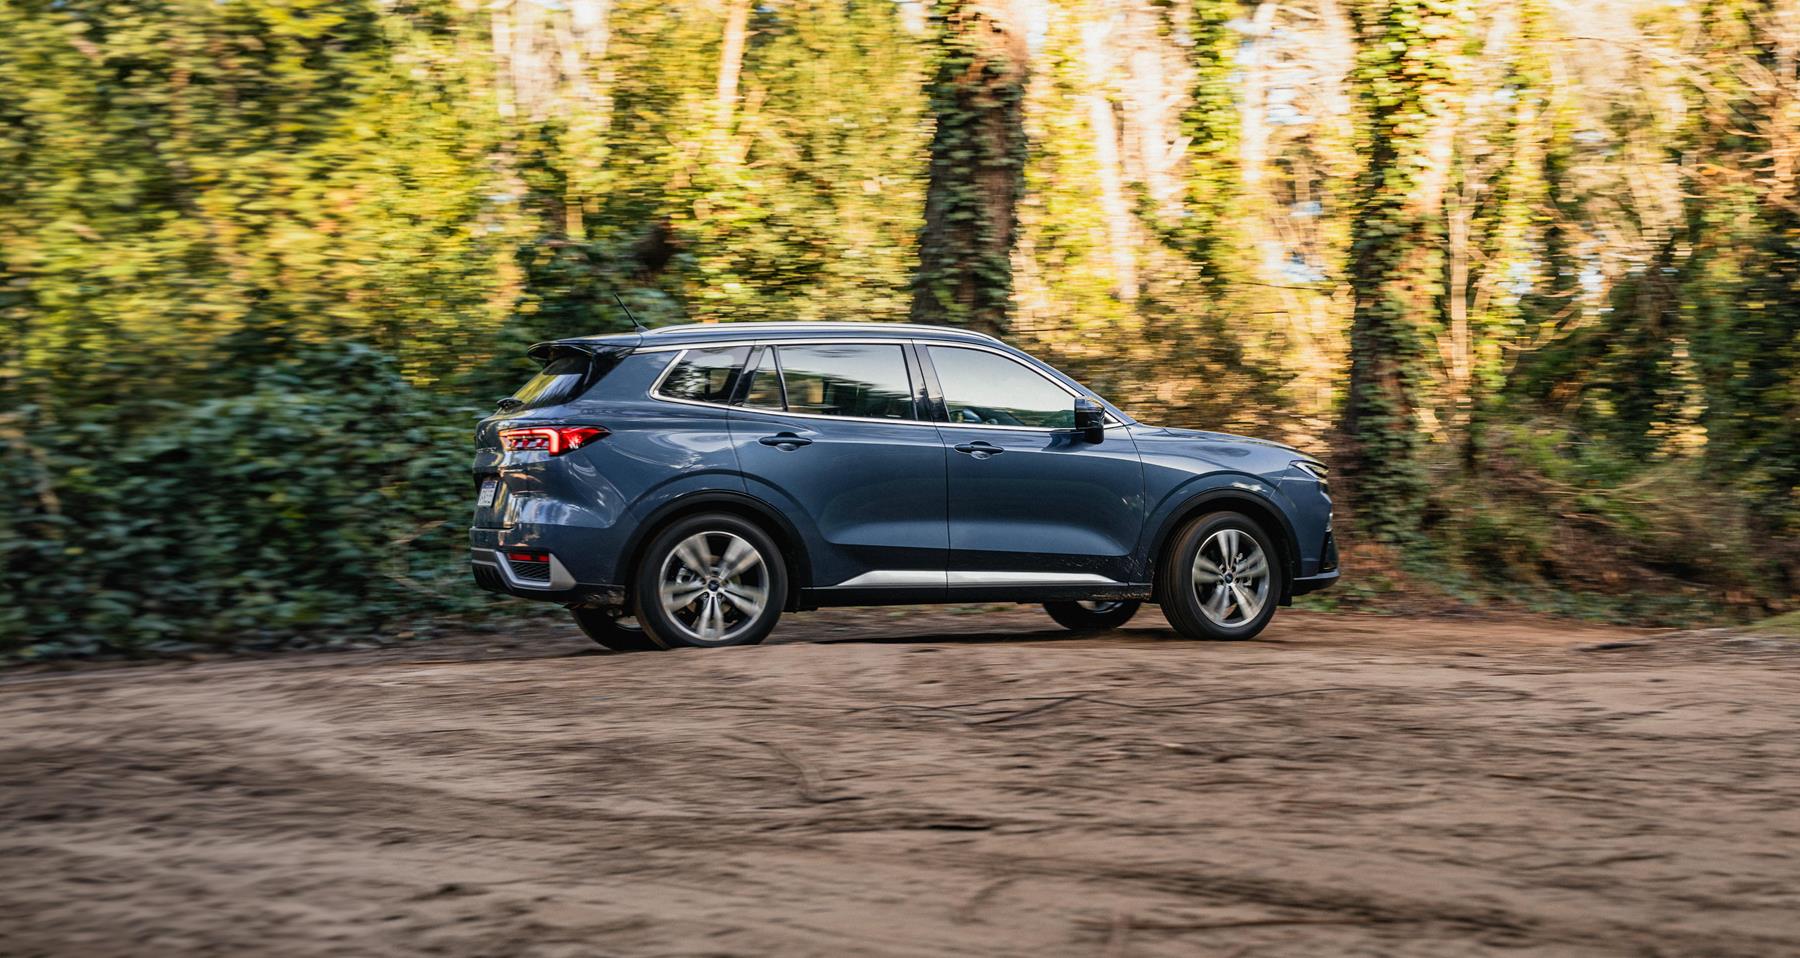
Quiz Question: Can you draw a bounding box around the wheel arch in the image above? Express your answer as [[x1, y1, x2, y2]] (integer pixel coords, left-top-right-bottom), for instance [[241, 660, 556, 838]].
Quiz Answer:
[[1147, 489, 1301, 605], [616, 490, 813, 611]]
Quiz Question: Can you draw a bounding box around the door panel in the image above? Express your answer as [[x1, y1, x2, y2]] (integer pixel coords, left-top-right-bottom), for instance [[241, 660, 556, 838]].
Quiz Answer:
[[924, 345, 1146, 583], [729, 343, 948, 589], [938, 427, 1144, 581]]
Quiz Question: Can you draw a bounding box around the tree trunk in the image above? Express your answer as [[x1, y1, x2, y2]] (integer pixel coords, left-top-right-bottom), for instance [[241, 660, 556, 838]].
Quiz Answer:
[[1238, 2, 1278, 191], [1120, 0, 1186, 223], [1341, 0, 1467, 545], [1080, 15, 1136, 300], [911, 0, 1031, 336], [716, 0, 752, 134]]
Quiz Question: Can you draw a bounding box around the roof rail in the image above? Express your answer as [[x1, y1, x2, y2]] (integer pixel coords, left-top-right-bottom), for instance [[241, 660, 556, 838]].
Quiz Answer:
[[643, 321, 1002, 342]]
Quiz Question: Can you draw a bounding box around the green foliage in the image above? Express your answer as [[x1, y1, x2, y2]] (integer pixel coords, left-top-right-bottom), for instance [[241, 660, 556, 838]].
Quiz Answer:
[[1340, 0, 1469, 545], [1747, 610, 1800, 638], [1177, 0, 1244, 288], [1, 346, 491, 658], [1, 0, 1796, 657], [504, 0, 928, 328], [1431, 420, 1777, 624], [0, 0, 934, 656], [1683, 0, 1800, 507], [910, 0, 1029, 334], [0, 0, 512, 398]]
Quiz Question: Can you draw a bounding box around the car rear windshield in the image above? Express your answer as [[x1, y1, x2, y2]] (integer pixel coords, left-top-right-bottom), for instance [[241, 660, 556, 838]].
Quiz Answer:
[[508, 348, 623, 410]]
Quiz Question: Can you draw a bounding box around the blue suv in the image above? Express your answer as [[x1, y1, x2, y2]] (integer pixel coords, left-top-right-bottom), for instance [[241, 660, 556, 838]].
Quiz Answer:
[[471, 322, 1337, 651]]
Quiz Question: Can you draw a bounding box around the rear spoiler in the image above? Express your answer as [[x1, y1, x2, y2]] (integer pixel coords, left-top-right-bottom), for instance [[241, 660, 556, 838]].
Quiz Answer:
[[524, 337, 639, 366], [517, 339, 638, 405]]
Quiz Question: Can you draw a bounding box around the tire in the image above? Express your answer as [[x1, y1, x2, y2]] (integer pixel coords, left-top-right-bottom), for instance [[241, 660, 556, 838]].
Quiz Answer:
[[570, 607, 661, 652], [632, 513, 787, 650], [1158, 511, 1282, 641], [1044, 599, 1141, 632]]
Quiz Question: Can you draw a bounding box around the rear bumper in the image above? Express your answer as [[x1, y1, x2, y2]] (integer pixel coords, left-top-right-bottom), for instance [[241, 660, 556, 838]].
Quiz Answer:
[[1290, 569, 1339, 597], [469, 541, 626, 607]]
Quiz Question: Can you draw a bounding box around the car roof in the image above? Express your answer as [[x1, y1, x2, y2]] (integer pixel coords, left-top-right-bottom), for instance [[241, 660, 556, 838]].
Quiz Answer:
[[555, 321, 1005, 349]]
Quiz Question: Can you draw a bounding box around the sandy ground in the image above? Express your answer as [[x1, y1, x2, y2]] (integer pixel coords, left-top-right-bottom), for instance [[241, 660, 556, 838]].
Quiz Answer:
[[3, 606, 1799, 957]]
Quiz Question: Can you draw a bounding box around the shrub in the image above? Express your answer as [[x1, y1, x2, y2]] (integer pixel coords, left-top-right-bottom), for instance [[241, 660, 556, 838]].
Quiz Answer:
[[2, 345, 496, 659]]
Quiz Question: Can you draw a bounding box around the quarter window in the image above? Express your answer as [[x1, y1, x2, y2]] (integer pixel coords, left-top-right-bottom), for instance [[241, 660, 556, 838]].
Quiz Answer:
[[772, 344, 916, 420], [659, 346, 750, 404], [927, 346, 1077, 429]]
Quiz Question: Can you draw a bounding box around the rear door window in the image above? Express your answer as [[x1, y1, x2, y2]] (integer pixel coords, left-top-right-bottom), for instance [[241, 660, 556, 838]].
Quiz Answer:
[[771, 344, 916, 420], [658, 346, 751, 404]]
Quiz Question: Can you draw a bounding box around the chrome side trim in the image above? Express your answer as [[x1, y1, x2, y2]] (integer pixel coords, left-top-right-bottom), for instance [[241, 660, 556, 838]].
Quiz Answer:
[[819, 570, 1125, 589], [821, 570, 948, 589], [648, 343, 940, 426], [646, 341, 1126, 431], [935, 419, 1129, 432], [947, 571, 1121, 587]]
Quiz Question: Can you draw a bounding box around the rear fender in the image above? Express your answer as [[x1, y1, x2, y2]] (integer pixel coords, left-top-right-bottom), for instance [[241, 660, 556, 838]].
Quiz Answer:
[[614, 489, 815, 610]]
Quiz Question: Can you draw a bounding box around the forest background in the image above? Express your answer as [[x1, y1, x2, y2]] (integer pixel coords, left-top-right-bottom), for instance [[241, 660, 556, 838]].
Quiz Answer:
[[3, 0, 1796, 657]]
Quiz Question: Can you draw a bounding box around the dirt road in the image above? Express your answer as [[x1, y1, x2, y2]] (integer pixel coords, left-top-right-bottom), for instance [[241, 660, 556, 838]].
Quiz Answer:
[[3, 608, 1798, 957]]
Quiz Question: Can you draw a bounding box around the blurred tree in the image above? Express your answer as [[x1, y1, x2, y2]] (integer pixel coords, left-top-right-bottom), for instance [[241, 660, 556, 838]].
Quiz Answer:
[[1685, 0, 1800, 579], [0, 0, 511, 399], [912, 0, 1032, 335], [1340, 0, 1469, 545], [4, 0, 1797, 655]]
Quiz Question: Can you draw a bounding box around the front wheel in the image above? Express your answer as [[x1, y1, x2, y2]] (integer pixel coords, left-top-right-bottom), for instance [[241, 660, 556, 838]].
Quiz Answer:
[[570, 607, 661, 652], [1044, 599, 1141, 632], [1158, 512, 1281, 641], [632, 513, 787, 650]]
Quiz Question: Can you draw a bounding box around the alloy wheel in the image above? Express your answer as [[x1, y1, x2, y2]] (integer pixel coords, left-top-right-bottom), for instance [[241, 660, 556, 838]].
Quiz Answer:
[[657, 531, 770, 644], [1190, 528, 1271, 628]]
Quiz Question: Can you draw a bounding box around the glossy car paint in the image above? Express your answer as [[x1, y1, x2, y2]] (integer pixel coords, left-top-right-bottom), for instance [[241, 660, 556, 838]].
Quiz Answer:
[[938, 426, 1144, 582], [730, 398, 950, 588], [469, 322, 1337, 612]]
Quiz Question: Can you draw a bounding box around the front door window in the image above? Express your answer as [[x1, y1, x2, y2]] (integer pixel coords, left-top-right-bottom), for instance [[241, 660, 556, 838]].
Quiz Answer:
[[927, 346, 1076, 429]]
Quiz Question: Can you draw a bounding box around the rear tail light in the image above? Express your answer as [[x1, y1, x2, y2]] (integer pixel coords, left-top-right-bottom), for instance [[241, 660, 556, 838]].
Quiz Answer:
[[498, 425, 608, 455]]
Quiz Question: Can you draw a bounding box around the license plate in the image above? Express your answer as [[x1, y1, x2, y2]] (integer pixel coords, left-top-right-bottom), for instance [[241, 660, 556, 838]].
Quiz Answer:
[[476, 480, 498, 508]]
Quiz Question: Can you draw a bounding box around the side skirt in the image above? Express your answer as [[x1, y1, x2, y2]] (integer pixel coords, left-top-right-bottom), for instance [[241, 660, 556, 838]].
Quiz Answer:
[[798, 582, 1152, 609]]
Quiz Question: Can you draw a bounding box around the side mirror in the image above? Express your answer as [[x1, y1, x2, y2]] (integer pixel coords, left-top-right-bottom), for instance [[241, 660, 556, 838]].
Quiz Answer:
[[1073, 397, 1105, 443]]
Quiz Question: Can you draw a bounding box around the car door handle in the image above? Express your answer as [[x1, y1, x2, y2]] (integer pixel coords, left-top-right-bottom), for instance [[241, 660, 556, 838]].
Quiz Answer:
[[759, 433, 813, 449], [953, 441, 1005, 458]]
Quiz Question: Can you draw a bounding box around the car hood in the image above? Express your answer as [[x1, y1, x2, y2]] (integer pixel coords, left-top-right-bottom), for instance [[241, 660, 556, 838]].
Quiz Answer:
[[1129, 425, 1319, 477], [1132, 425, 1306, 455]]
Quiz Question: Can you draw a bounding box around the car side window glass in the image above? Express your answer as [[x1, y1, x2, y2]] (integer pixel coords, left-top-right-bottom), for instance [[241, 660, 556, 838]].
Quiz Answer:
[[774, 344, 915, 420], [928, 346, 1076, 429], [739, 347, 786, 410], [659, 346, 750, 404]]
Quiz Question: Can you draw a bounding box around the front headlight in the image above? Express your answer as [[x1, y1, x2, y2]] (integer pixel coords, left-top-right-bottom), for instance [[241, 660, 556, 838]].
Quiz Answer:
[[1291, 459, 1330, 497], [1291, 459, 1329, 480]]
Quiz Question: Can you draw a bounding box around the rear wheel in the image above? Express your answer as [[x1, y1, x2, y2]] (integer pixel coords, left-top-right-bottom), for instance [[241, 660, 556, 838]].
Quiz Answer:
[[632, 513, 787, 650], [1044, 599, 1141, 632], [1158, 511, 1281, 641], [570, 607, 660, 652]]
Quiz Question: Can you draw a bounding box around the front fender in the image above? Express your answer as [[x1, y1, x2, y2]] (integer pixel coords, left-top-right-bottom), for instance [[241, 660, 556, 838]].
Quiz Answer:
[[1139, 474, 1303, 586]]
